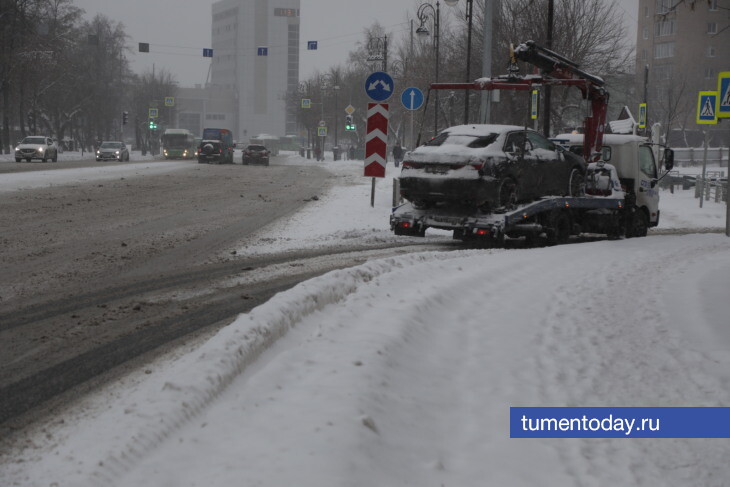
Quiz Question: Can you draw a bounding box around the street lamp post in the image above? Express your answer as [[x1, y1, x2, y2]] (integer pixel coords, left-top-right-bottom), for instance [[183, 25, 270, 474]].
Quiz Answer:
[[416, 1, 440, 136], [444, 0, 474, 124]]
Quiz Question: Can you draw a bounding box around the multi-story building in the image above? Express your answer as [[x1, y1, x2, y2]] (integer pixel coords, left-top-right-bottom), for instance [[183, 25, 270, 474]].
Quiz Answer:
[[210, 0, 301, 142], [635, 0, 729, 146]]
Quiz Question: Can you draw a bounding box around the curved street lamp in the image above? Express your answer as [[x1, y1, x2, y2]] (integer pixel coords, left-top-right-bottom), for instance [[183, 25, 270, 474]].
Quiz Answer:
[[416, 1, 440, 136], [444, 0, 474, 124]]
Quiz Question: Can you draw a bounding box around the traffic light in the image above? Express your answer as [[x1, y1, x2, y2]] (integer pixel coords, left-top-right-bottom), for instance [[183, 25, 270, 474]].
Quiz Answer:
[[345, 115, 355, 131], [148, 118, 157, 130], [122, 111, 129, 125]]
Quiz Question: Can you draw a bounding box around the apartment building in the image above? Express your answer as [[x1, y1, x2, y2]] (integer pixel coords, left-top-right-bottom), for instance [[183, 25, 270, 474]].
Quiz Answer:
[[210, 0, 301, 142], [636, 0, 729, 146]]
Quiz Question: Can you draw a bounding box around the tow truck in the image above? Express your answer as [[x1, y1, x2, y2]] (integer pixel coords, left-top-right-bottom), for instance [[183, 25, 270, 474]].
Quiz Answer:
[[390, 41, 674, 245]]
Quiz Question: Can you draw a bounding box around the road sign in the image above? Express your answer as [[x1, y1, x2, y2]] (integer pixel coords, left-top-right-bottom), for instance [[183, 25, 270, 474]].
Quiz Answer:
[[401, 87, 424, 111], [365, 71, 394, 102], [345, 104, 355, 115], [318, 126, 327, 137], [531, 90, 539, 120], [301, 98, 311, 109], [148, 108, 159, 118], [718, 72, 730, 119], [139, 42, 150, 53], [307, 41, 318, 50], [257, 46, 268, 56], [164, 96, 175, 107], [696, 91, 717, 125], [364, 103, 389, 178], [203, 48, 213, 58], [638, 103, 647, 128]]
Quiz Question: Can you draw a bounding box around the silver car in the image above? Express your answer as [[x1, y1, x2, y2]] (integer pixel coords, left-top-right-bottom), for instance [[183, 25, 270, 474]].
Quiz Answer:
[[96, 141, 130, 161], [15, 136, 59, 162]]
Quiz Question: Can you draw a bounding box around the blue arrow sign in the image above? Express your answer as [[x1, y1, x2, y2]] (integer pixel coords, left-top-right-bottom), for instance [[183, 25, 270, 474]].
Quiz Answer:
[[257, 46, 268, 56], [203, 48, 213, 58], [307, 41, 318, 50], [365, 71, 394, 102], [401, 87, 424, 111]]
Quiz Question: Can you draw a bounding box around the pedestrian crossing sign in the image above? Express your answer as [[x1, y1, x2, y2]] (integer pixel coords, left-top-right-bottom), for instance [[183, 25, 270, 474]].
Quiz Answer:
[[717, 72, 730, 119], [696, 91, 717, 125]]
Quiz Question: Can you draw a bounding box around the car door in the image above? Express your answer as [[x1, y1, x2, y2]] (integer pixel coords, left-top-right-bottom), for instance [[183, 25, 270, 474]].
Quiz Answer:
[[526, 131, 567, 195], [503, 131, 538, 199]]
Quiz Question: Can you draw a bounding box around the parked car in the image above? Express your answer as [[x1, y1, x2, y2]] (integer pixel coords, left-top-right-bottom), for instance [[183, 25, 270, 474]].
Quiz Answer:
[[15, 136, 58, 162], [96, 141, 130, 161], [242, 144, 270, 165], [399, 124, 586, 211]]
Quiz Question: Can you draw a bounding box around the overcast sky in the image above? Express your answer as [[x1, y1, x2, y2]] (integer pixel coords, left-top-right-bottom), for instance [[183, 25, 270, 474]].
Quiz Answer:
[[73, 0, 638, 87]]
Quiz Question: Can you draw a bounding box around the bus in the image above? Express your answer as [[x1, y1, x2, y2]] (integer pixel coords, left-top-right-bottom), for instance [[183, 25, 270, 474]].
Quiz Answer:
[[161, 129, 197, 159], [249, 134, 280, 156]]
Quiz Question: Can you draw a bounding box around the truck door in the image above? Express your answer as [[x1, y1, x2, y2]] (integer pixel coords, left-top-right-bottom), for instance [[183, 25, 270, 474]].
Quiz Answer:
[[637, 144, 660, 224]]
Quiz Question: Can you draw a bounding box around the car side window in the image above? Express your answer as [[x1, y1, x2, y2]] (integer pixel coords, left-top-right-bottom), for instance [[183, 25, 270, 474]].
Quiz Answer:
[[504, 132, 532, 153], [526, 131, 556, 151], [638, 145, 657, 178]]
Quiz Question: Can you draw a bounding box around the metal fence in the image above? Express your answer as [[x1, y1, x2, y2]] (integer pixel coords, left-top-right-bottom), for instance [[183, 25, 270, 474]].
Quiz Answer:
[[673, 147, 728, 167]]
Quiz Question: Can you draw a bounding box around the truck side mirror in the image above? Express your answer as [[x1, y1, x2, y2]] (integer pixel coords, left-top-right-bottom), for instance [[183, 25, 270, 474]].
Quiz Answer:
[[664, 148, 674, 171]]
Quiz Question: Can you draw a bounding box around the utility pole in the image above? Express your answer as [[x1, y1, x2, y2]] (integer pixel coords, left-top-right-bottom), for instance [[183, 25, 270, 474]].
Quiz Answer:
[[542, 0, 554, 137]]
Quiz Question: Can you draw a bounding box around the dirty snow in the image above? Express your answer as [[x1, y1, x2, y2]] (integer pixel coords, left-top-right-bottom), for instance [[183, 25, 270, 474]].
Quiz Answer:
[[1, 153, 729, 487]]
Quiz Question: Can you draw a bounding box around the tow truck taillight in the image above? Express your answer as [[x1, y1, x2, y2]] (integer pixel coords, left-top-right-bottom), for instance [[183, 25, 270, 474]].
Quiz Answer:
[[398, 222, 412, 229], [474, 228, 490, 236]]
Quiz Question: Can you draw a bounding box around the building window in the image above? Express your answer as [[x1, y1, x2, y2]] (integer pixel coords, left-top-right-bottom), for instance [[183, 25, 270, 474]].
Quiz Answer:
[[705, 66, 717, 79], [654, 42, 675, 59], [643, 26, 649, 39], [709, 0, 718, 11], [707, 45, 716, 57], [655, 19, 676, 37], [655, 0, 672, 14], [642, 48, 647, 62], [654, 64, 673, 80], [205, 114, 226, 121], [707, 22, 717, 34], [644, 5, 649, 17]]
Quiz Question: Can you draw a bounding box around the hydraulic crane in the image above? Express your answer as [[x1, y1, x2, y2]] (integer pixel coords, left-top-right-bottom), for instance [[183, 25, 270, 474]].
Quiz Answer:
[[425, 40, 609, 162]]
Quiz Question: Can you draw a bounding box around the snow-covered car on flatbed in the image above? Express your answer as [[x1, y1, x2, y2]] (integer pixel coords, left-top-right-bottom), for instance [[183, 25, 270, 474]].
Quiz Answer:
[[398, 125, 586, 211], [15, 136, 58, 162]]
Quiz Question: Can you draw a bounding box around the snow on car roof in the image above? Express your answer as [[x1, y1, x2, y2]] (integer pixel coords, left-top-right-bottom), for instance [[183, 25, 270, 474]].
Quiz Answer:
[[442, 124, 526, 136]]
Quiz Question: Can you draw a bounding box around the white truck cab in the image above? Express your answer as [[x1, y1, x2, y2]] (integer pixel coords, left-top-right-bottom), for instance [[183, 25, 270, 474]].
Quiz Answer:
[[553, 134, 669, 230]]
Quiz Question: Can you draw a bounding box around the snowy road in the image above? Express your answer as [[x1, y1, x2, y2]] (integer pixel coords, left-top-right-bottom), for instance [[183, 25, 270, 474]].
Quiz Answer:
[[1, 154, 729, 486], [3, 234, 730, 486]]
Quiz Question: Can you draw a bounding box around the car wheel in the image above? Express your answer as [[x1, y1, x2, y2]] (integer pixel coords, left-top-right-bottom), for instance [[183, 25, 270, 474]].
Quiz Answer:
[[625, 210, 648, 238], [52, 151, 58, 162], [568, 167, 585, 197], [26, 158, 31, 162], [498, 178, 519, 209], [15, 158, 21, 162]]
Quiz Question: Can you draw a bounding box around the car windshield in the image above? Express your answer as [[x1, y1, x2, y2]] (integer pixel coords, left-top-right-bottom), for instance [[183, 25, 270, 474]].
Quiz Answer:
[[22, 137, 46, 144], [100, 142, 122, 148]]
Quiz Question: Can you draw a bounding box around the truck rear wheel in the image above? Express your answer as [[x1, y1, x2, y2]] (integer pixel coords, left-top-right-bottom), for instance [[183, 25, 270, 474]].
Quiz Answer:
[[626, 210, 648, 238], [546, 211, 571, 246]]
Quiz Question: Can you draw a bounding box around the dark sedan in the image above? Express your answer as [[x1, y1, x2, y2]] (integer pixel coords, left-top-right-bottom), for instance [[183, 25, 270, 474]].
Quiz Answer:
[[242, 144, 270, 165], [399, 125, 586, 211]]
